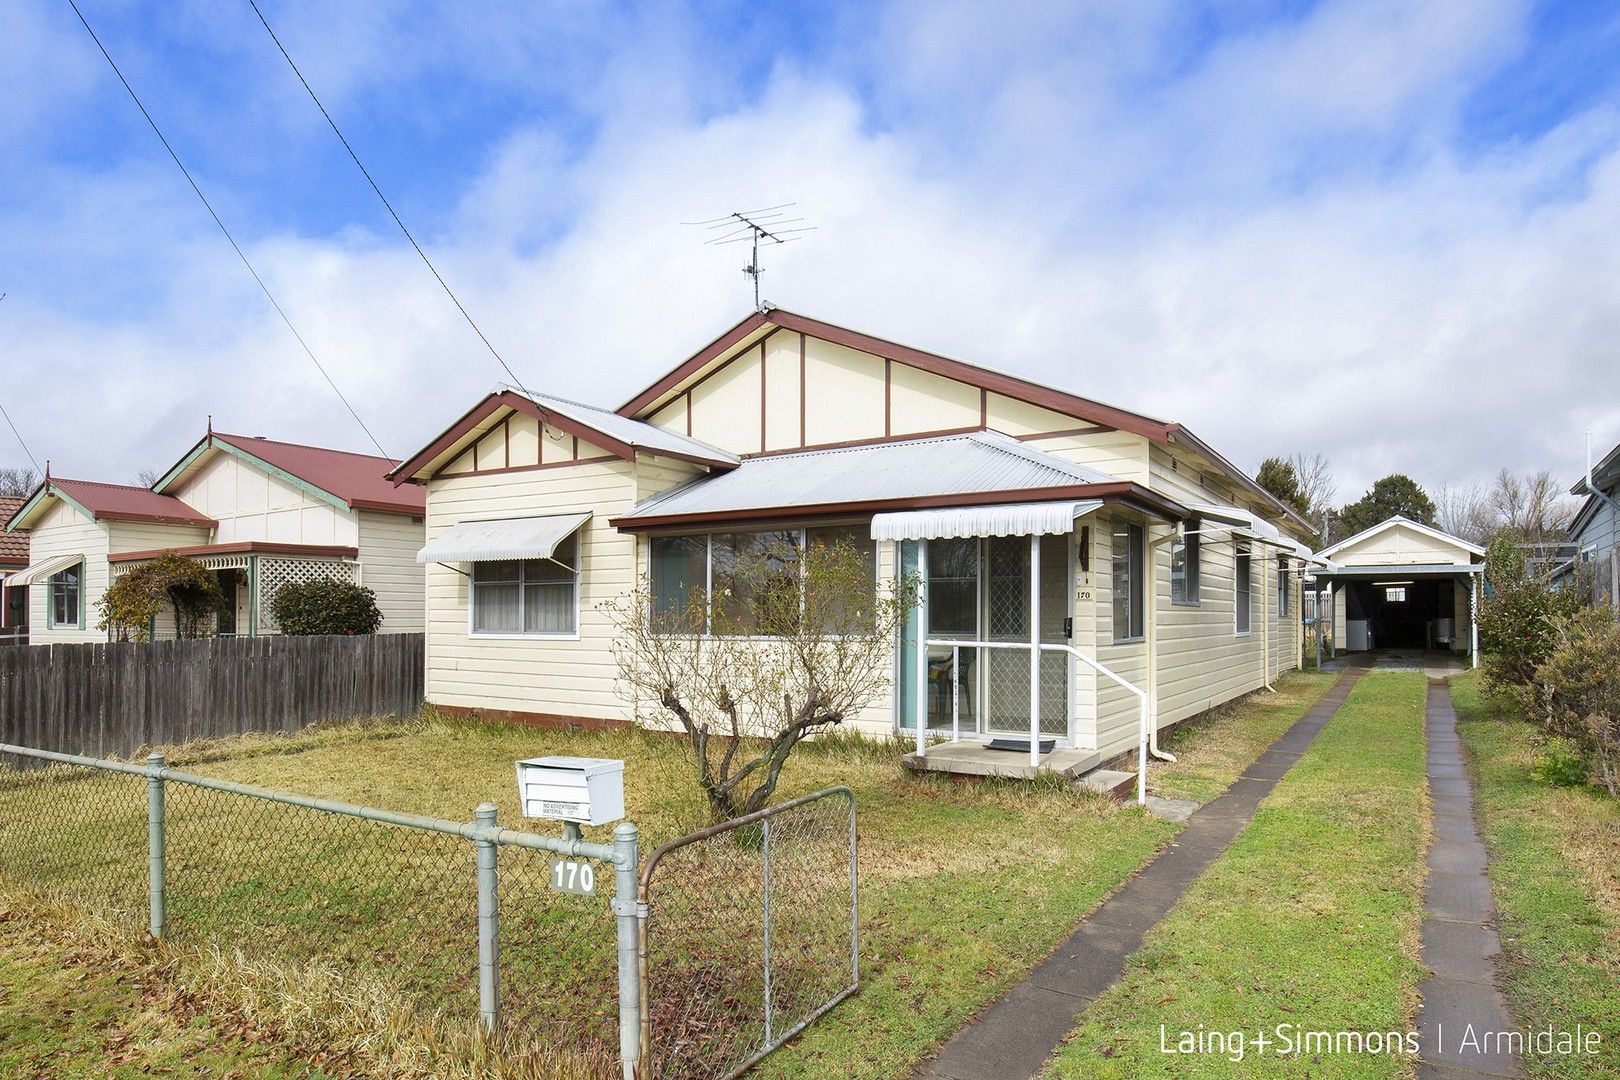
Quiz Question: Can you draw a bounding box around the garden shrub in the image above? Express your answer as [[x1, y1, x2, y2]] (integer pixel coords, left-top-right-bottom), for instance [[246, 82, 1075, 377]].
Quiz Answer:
[[1533, 606, 1620, 796], [1530, 737, 1590, 789], [268, 578, 382, 636], [98, 553, 223, 641], [1477, 531, 1582, 711]]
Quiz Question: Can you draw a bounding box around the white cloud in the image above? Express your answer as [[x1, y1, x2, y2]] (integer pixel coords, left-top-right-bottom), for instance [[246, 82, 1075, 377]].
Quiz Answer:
[[4, 0, 1620, 512]]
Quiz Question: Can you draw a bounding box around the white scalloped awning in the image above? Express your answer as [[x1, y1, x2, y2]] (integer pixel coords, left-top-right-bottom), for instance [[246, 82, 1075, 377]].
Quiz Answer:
[[870, 500, 1102, 542], [6, 552, 84, 587], [417, 513, 590, 565]]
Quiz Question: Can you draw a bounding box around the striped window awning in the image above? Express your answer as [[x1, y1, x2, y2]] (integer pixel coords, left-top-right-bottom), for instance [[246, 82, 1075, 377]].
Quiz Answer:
[[6, 552, 83, 587], [870, 500, 1103, 542], [417, 513, 591, 565]]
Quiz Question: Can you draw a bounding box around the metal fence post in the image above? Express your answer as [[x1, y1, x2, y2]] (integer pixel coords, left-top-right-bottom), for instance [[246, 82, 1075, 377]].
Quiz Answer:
[[612, 821, 641, 1080], [146, 752, 165, 939], [474, 802, 500, 1033], [762, 817, 774, 1046]]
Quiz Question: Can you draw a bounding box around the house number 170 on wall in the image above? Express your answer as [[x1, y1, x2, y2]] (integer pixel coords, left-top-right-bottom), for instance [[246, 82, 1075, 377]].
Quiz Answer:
[[549, 858, 597, 895]]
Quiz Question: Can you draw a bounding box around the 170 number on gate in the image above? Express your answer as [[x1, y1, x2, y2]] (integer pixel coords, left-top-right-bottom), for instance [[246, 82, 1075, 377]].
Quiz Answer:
[[549, 858, 597, 896]]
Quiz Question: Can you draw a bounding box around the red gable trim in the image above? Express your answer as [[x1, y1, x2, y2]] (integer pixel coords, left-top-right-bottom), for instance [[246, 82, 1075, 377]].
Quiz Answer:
[[615, 309, 1172, 441], [609, 481, 1188, 531]]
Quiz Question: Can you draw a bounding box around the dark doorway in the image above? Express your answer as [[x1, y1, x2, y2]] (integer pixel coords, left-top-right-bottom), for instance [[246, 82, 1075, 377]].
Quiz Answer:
[[1349, 578, 1453, 650]]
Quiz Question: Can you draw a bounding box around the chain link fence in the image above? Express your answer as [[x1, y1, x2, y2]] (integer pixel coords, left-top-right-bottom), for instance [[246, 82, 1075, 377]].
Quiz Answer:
[[638, 787, 859, 1079], [0, 743, 636, 1078]]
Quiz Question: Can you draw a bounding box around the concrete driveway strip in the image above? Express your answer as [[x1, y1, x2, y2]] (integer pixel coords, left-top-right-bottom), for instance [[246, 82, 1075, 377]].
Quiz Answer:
[[1415, 681, 1522, 1079], [912, 668, 1368, 1080]]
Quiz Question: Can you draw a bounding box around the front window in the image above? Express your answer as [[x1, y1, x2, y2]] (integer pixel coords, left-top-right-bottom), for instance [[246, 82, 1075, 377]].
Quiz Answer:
[[49, 563, 82, 628], [1235, 543, 1252, 633], [1112, 522, 1144, 641], [1171, 519, 1201, 604], [650, 525, 877, 635], [471, 533, 578, 635]]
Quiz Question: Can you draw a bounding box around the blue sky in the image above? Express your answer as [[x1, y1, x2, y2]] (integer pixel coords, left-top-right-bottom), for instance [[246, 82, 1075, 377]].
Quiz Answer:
[[3, 0, 1620, 506]]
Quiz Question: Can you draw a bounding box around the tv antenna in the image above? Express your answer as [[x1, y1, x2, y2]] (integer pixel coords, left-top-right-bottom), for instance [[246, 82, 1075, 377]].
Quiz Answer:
[[684, 204, 815, 311]]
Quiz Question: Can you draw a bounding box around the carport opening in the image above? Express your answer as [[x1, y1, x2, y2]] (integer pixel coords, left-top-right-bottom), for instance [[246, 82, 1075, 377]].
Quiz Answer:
[[1345, 578, 1456, 651]]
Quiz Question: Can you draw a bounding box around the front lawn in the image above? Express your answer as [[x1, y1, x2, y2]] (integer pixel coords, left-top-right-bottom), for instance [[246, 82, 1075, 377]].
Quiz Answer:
[[1450, 672, 1620, 1080], [0, 671, 1334, 1079], [1047, 672, 1432, 1079]]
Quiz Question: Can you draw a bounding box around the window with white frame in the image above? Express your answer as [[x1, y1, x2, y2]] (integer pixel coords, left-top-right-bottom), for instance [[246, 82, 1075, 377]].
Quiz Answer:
[[1385, 586, 1407, 603], [649, 525, 876, 635], [1235, 542, 1252, 633], [1171, 519, 1201, 604], [1112, 521, 1144, 641], [470, 532, 578, 635], [1278, 557, 1290, 616], [49, 562, 82, 628]]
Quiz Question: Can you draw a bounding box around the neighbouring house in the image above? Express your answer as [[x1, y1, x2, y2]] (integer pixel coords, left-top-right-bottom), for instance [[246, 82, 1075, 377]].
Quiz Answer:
[[1558, 437, 1619, 606], [4, 430, 425, 643], [390, 308, 1317, 781], [1313, 515, 1484, 663], [0, 494, 28, 644]]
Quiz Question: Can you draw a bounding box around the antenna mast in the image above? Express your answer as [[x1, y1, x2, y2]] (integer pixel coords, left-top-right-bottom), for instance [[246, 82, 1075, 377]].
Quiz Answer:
[[684, 204, 816, 311]]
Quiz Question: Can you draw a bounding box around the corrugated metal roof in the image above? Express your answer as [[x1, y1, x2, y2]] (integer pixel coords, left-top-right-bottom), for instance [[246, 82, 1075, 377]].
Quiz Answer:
[[51, 478, 215, 527], [418, 513, 590, 564], [212, 433, 425, 514], [618, 430, 1121, 523], [504, 386, 738, 467]]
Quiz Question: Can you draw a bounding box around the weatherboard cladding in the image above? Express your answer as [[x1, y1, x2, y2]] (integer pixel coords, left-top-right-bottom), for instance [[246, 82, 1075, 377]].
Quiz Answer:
[[616, 429, 1121, 523]]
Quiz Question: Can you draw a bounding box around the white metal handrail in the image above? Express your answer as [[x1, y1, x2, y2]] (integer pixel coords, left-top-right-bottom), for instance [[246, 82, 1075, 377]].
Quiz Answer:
[[919, 637, 1151, 805]]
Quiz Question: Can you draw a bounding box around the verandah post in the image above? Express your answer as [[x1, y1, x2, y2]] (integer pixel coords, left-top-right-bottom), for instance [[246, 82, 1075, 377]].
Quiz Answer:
[[915, 541, 928, 756], [1029, 534, 1041, 769]]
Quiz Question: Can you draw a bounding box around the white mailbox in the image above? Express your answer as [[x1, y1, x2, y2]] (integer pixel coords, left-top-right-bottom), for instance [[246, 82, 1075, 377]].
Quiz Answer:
[[515, 756, 625, 826]]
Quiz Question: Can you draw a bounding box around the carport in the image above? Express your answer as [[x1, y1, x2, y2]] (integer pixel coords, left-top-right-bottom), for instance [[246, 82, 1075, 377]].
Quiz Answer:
[[1314, 516, 1486, 667]]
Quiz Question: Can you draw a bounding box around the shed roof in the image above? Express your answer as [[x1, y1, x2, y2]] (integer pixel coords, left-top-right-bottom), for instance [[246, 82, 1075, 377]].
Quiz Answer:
[[0, 496, 27, 565], [1317, 515, 1485, 562], [612, 429, 1186, 529]]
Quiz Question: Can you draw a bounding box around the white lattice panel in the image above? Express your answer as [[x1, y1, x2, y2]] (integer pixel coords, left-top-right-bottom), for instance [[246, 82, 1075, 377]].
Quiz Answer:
[[257, 558, 360, 634]]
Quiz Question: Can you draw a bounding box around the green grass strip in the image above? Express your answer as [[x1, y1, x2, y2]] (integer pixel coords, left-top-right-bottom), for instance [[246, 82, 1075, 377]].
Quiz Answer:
[[1047, 672, 1431, 1079], [1451, 672, 1620, 1080]]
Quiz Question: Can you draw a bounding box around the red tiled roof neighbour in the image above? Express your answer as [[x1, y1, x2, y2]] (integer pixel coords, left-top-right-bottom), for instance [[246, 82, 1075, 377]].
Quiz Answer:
[[212, 433, 425, 514], [50, 478, 216, 527], [0, 495, 27, 564]]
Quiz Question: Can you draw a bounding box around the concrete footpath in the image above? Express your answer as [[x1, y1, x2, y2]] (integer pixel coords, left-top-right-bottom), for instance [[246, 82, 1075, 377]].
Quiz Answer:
[[912, 667, 1368, 1080], [1415, 681, 1521, 1078]]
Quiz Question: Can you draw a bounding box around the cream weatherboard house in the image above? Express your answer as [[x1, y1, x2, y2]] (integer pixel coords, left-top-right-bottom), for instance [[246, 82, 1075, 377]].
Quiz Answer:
[[391, 310, 1317, 785], [5, 430, 425, 643]]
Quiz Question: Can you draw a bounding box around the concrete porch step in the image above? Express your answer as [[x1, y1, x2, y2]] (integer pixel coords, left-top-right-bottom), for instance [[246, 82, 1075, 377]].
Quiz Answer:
[[1075, 768, 1137, 800], [902, 742, 1102, 781]]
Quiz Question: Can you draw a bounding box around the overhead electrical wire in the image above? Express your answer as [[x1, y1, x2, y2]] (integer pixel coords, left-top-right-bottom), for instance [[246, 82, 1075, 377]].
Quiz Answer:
[[0, 400, 43, 476], [64, 0, 392, 459], [246, 0, 533, 400]]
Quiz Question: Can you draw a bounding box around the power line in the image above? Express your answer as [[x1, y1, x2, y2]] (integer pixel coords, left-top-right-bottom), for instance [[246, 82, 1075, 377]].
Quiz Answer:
[[64, 0, 391, 459], [246, 0, 532, 399], [0, 400, 42, 476]]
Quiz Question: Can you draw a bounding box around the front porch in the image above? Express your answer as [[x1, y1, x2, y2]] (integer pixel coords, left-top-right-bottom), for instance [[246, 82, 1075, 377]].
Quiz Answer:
[[900, 740, 1101, 780]]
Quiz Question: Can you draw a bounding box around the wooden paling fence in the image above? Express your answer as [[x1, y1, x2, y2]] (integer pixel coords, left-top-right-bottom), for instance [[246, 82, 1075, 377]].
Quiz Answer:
[[0, 634, 424, 760]]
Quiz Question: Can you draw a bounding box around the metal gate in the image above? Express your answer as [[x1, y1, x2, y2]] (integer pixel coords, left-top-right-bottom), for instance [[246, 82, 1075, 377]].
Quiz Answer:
[[637, 787, 858, 1079]]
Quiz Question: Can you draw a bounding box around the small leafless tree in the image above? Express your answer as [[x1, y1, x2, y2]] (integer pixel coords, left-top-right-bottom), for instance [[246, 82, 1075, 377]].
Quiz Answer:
[[134, 466, 164, 488], [1488, 468, 1576, 545], [0, 466, 39, 497], [1434, 482, 1496, 545], [607, 537, 917, 821], [1287, 452, 1336, 519]]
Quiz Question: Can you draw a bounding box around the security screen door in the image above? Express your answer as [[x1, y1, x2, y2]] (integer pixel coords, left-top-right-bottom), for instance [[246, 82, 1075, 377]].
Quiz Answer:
[[900, 534, 1074, 741]]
